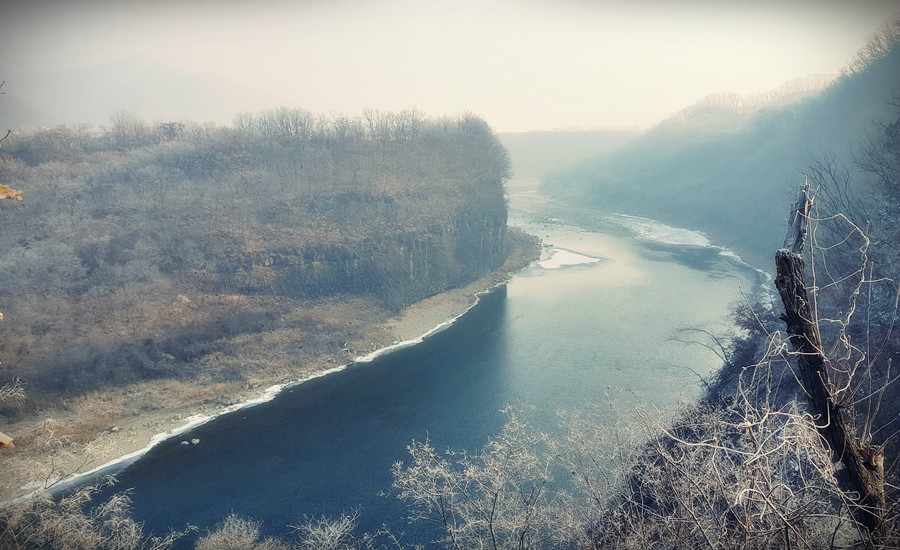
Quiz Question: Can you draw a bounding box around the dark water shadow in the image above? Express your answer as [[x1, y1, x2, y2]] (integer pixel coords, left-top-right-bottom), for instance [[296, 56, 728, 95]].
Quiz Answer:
[[82, 286, 511, 547]]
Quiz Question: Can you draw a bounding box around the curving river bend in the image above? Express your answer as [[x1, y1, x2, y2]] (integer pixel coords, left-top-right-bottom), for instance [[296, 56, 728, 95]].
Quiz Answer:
[[90, 188, 766, 546]]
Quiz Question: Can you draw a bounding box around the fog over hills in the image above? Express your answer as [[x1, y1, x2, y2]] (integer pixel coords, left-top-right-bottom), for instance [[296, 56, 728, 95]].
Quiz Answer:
[[0, 54, 286, 129], [661, 73, 836, 132], [541, 27, 900, 267], [686, 74, 836, 114], [498, 129, 639, 180]]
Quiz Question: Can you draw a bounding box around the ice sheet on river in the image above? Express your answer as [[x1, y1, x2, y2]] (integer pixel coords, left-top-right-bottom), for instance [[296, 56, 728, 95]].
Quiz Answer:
[[538, 248, 605, 269], [613, 213, 711, 247]]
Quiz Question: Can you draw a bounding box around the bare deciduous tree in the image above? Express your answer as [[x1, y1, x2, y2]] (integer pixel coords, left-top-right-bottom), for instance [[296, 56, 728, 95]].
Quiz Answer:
[[393, 407, 566, 550], [195, 514, 288, 550]]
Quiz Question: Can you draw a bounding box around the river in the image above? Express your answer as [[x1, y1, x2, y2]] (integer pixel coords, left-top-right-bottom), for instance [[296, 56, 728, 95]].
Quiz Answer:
[[89, 186, 766, 546]]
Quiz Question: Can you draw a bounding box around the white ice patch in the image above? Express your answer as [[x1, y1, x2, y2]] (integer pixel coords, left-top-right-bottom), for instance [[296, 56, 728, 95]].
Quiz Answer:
[[718, 248, 739, 259], [605, 213, 770, 286], [539, 248, 604, 269], [614, 214, 711, 247]]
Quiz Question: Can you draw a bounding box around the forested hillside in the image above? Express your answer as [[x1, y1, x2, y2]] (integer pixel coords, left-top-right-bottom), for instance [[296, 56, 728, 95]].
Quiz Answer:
[[542, 17, 900, 267], [0, 109, 528, 410]]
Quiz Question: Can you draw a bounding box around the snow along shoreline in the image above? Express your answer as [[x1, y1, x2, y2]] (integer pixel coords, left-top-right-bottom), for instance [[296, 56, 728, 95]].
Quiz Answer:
[[16, 275, 513, 502]]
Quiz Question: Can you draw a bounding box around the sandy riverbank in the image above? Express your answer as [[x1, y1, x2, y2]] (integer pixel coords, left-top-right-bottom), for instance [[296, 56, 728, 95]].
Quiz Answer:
[[0, 255, 534, 501]]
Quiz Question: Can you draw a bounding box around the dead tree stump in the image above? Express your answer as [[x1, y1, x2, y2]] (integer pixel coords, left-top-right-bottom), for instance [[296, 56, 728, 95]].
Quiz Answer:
[[774, 183, 886, 539]]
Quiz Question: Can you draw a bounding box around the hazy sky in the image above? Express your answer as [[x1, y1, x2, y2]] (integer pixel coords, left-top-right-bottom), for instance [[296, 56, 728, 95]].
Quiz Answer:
[[3, 0, 898, 132]]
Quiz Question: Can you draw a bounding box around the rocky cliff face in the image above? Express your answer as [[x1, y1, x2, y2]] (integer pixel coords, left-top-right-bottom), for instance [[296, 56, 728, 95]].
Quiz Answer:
[[237, 191, 508, 309]]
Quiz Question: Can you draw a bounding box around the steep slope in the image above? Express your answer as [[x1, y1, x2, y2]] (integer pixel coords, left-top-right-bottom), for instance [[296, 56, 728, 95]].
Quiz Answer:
[[542, 31, 900, 266]]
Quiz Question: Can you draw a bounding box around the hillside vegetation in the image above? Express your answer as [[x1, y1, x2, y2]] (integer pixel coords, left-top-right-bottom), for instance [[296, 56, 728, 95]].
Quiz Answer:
[[0, 109, 531, 421]]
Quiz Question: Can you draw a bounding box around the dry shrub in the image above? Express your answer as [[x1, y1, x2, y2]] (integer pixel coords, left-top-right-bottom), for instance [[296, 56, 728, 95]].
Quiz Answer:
[[0, 378, 26, 405], [578, 394, 851, 549], [0, 479, 187, 549], [195, 514, 287, 550], [292, 513, 358, 550]]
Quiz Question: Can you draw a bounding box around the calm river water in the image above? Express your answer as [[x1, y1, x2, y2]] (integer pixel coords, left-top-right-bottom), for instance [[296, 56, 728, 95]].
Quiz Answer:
[[90, 189, 766, 546]]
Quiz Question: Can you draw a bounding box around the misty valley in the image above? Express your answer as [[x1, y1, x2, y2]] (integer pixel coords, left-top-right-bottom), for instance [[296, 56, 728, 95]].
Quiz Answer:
[[1, 10, 900, 550]]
